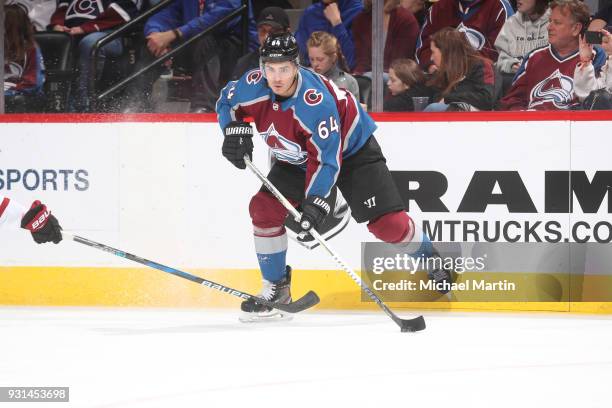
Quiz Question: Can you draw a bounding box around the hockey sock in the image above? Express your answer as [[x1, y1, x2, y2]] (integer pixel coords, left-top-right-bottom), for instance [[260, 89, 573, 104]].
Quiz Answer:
[[397, 218, 434, 258], [253, 227, 288, 283]]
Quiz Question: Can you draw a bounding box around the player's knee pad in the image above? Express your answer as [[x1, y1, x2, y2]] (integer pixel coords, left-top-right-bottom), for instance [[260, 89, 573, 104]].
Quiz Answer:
[[249, 191, 288, 231], [367, 211, 412, 243]]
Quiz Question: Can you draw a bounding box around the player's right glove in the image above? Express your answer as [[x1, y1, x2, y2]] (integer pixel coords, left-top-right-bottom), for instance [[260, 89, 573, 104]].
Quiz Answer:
[[20, 200, 63, 244], [222, 121, 254, 169], [299, 195, 331, 233]]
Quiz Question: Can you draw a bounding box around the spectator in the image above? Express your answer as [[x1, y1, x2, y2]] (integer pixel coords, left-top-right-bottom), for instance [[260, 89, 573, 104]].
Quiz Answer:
[[424, 27, 495, 111], [400, 0, 428, 26], [231, 6, 290, 81], [48, 0, 140, 111], [4, 3, 44, 102], [383, 58, 433, 111], [574, 29, 612, 108], [30, 0, 56, 31], [253, 0, 292, 20], [307, 31, 360, 100], [500, 0, 607, 110], [352, 0, 420, 77], [125, 0, 258, 113], [495, 0, 551, 75], [6, 0, 56, 31], [588, 4, 612, 32], [415, 0, 514, 72], [295, 0, 363, 70]]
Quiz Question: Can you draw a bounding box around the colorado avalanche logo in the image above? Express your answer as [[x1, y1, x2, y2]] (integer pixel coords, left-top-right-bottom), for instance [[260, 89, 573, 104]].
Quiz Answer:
[[304, 89, 323, 106], [260, 123, 307, 164], [4, 62, 24, 82], [529, 69, 574, 109], [66, 0, 102, 21], [246, 69, 262, 85], [456, 23, 486, 51], [3, 62, 23, 91]]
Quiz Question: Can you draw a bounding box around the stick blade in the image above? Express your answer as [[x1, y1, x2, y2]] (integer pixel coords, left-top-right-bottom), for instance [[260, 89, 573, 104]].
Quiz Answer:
[[271, 290, 320, 313], [398, 315, 426, 332]]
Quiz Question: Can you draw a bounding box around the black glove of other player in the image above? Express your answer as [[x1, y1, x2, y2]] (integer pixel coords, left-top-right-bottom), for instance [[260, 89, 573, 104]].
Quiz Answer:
[[300, 195, 331, 232], [20, 200, 63, 244], [222, 121, 254, 169]]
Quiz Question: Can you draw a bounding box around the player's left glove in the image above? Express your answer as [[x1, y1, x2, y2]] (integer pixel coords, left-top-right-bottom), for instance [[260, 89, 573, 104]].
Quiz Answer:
[[222, 121, 254, 169], [299, 195, 331, 232], [20, 200, 63, 244]]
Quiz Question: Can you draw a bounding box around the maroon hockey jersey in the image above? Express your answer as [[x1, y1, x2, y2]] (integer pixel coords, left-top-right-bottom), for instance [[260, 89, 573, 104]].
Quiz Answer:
[[500, 44, 607, 110], [415, 0, 514, 68], [49, 0, 139, 33]]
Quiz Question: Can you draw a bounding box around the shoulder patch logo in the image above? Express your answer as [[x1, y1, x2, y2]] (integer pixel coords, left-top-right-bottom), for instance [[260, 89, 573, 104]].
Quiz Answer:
[[246, 70, 263, 85], [66, 0, 102, 21], [304, 89, 323, 106]]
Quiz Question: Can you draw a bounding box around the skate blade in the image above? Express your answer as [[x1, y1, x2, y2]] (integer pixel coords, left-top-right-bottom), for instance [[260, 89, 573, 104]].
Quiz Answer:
[[239, 310, 294, 323]]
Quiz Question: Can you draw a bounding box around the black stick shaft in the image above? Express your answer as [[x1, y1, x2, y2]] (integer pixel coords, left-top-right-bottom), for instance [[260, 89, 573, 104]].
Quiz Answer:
[[62, 232, 318, 313], [244, 156, 425, 331], [67, 233, 251, 299]]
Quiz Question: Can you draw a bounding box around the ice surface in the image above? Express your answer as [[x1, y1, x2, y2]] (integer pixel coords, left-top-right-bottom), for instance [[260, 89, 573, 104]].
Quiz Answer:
[[0, 307, 611, 408]]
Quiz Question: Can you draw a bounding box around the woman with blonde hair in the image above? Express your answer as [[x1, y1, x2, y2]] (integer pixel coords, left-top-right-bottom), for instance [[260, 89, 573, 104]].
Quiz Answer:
[[307, 31, 360, 100], [425, 27, 495, 111], [384, 58, 433, 111]]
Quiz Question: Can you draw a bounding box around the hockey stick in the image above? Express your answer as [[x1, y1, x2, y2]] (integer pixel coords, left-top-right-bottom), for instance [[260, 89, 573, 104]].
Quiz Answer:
[[244, 156, 426, 332], [61, 232, 319, 314]]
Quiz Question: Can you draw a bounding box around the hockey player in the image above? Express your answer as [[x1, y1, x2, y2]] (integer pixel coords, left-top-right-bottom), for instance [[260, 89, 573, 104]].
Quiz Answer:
[[0, 197, 63, 244], [216, 32, 451, 321]]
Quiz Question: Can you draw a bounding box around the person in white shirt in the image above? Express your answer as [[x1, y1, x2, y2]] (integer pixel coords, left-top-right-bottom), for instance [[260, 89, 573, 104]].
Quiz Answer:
[[495, 0, 552, 74], [574, 29, 612, 104]]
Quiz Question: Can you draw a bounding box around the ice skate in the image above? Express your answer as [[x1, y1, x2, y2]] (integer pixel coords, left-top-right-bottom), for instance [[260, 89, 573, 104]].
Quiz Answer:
[[239, 266, 293, 323]]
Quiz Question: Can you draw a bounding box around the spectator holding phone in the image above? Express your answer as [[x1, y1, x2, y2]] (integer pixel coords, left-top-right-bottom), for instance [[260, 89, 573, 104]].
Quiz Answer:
[[500, 0, 607, 110], [574, 29, 612, 107]]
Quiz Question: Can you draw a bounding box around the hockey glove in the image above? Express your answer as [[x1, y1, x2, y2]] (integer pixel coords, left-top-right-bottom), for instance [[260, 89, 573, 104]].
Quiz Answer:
[[299, 195, 331, 232], [20, 200, 63, 244], [222, 121, 254, 169]]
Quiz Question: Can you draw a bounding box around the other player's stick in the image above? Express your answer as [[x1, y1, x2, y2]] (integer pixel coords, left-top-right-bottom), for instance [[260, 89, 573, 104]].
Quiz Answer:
[[244, 156, 426, 332], [61, 232, 320, 314]]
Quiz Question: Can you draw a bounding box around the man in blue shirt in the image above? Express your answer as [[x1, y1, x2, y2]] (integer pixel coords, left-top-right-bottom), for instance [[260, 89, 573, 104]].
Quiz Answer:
[[294, 0, 363, 70], [125, 0, 258, 112]]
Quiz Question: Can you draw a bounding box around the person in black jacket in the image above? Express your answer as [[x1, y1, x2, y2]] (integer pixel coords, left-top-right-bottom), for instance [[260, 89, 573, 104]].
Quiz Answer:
[[424, 27, 495, 111], [231, 7, 290, 80], [384, 58, 434, 111]]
